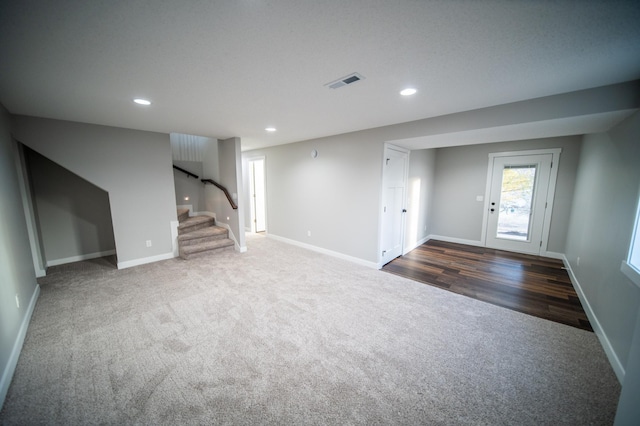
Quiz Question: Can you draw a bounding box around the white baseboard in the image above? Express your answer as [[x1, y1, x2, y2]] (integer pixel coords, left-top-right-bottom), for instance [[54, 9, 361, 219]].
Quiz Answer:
[[216, 222, 246, 253], [541, 251, 564, 260], [117, 252, 175, 270], [170, 220, 179, 257], [1, 283, 40, 408], [46, 249, 116, 267], [562, 255, 624, 383], [426, 235, 485, 247], [267, 234, 378, 269], [403, 235, 430, 255]]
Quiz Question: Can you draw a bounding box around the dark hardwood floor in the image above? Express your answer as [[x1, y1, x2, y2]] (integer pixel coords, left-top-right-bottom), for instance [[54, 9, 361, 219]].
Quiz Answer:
[[382, 239, 593, 331]]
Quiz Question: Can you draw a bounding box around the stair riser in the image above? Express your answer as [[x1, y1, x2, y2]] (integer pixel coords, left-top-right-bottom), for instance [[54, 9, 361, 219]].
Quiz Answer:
[[178, 213, 189, 222], [178, 221, 215, 235], [179, 234, 229, 247], [180, 245, 234, 260]]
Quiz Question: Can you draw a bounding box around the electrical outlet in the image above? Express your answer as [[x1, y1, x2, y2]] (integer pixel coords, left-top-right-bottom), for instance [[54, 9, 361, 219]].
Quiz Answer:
[[307, 230, 311, 237], [146, 240, 152, 247], [15, 294, 20, 308], [577, 256, 580, 266]]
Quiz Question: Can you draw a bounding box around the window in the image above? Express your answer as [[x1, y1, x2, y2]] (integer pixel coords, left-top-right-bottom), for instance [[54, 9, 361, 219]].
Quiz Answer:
[[622, 191, 640, 288]]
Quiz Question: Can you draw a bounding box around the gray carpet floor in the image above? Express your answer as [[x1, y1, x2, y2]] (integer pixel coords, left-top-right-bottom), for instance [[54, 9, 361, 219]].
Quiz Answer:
[[0, 234, 620, 425]]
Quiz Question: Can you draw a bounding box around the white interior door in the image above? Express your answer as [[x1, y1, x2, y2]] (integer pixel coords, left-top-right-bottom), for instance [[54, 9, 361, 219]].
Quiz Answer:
[[249, 158, 266, 233], [485, 153, 553, 255], [381, 146, 408, 265]]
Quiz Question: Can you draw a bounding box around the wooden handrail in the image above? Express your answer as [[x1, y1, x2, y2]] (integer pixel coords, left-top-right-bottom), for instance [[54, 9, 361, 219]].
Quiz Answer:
[[173, 165, 199, 179], [201, 179, 238, 210]]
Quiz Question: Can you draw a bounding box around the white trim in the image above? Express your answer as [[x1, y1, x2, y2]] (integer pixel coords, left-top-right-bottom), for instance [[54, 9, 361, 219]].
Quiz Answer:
[[621, 261, 640, 289], [247, 156, 267, 234], [268, 233, 378, 269], [404, 235, 430, 254], [46, 249, 116, 267], [170, 220, 179, 257], [427, 234, 485, 248], [379, 143, 410, 265], [540, 250, 564, 260], [562, 255, 624, 383], [481, 148, 562, 255], [216, 221, 247, 253], [117, 252, 175, 269], [1, 284, 40, 408]]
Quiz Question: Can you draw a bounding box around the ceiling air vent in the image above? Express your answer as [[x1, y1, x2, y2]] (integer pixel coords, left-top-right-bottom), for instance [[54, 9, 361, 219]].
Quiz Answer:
[[325, 72, 365, 89]]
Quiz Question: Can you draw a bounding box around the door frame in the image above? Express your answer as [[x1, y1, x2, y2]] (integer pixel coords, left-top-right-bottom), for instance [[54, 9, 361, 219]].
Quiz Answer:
[[247, 156, 267, 234], [378, 143, 410, 267], [481, 148, 561, 256]]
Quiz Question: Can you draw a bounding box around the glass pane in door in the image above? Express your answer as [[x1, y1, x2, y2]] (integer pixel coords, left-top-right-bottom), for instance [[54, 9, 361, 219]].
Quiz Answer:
[[496, 165, 537, 241]]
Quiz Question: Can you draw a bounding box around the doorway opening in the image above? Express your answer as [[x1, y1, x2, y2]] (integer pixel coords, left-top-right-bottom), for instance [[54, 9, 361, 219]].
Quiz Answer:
[[248, 158, 266, 233], [380, 144, 409, 265]]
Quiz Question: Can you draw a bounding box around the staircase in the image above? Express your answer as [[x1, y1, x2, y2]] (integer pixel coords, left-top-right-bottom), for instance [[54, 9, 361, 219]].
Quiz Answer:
[[177, 208, 235, 259]]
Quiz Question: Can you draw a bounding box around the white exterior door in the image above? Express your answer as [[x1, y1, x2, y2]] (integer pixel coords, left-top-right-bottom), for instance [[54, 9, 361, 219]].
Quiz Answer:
[[381, 145, 408, 265], [485, 150, 559, 255]]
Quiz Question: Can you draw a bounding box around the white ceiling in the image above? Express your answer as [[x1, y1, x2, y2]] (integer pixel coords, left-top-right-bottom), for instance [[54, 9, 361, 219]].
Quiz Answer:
[[1, 1, 639, 151]]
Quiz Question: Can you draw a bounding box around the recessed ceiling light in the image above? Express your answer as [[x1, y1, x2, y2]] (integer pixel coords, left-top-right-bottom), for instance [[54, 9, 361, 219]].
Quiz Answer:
[[134, 98, 151, 105], [400, 88, 417, 96], [265, 127, 276, 132]]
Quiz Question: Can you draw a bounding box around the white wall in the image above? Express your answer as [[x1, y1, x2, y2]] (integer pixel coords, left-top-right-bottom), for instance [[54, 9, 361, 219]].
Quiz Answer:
[[0, 106, 39, 408], [26, 148, 116, 265], [564, 111, 640, 380], [11, 116, 177, 267], [430, 136, 581, 252]]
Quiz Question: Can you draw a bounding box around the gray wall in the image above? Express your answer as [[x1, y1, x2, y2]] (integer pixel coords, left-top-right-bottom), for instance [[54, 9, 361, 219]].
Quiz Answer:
[[565, 111, 640, 373], [0, 106, 39, 407], [239, 81, 638, 265], [26, 148, 115, 265], [11, 116, 176, 266], [430, 136, 581, 253], [405, 149, 436, 251], [173, 160, 204, 212], [242, 130, 582, 264], [243, 132, 383, 263], [210, 137, 245, 251]]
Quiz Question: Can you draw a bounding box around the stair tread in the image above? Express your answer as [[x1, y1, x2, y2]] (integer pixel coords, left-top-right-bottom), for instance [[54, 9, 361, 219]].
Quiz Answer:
[[178, 215, 214, 230], [181, 238, 234, 254], [178, 225, 227, 241]]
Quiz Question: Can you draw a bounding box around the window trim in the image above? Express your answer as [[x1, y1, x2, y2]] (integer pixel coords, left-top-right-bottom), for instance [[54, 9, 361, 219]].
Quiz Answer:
[[621, 187, 640, 289]]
